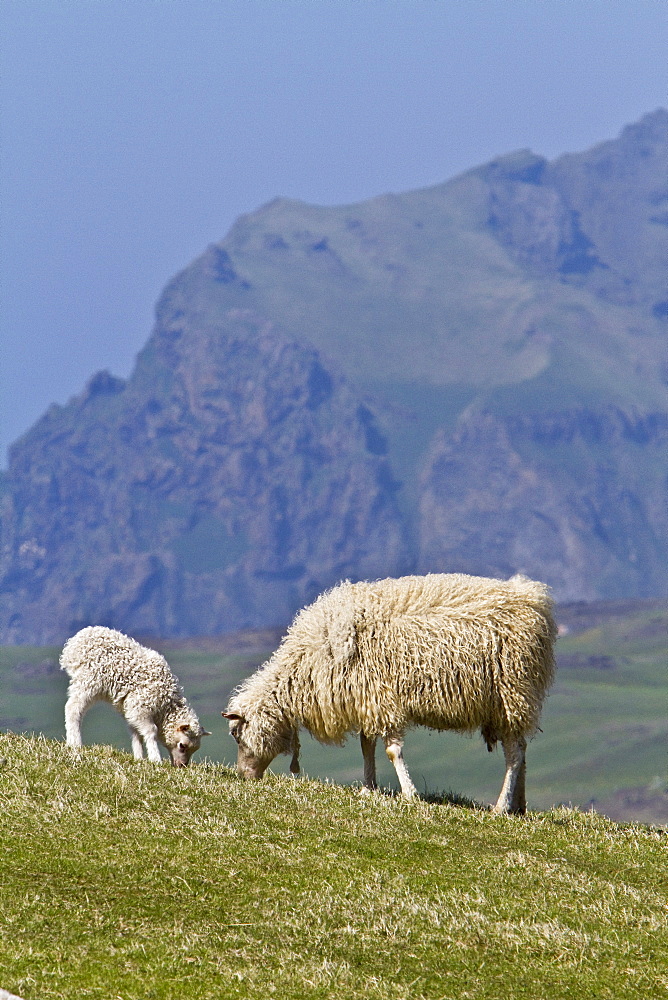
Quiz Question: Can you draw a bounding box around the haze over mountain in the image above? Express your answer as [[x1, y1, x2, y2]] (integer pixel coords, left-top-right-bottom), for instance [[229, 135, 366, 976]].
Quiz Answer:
[[1, 110, 666, 643]]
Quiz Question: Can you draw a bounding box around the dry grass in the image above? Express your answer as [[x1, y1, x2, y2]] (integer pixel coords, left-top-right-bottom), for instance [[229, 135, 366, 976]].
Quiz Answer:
[[0, 733, 665, 999]]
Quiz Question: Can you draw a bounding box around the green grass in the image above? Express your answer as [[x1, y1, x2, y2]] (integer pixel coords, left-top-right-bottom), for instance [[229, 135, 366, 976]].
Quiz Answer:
[[0, 733, 666, 1000]]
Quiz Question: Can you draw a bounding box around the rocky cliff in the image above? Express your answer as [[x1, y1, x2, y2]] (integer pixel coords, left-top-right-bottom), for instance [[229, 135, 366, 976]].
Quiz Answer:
[[418, 407, 668, 600], [1, 111, 666, 642], [0, 311, 406, 642]]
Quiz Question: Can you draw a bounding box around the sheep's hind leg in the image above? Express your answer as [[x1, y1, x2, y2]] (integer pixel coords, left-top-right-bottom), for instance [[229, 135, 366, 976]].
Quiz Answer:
[[493, 735, 527, 815], [384, 735, 417, 799], [360, 733, 377, 792]]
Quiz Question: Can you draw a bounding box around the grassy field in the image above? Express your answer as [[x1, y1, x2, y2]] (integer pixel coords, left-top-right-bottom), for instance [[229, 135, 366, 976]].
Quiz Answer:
[[0, 600, 666, 824], [0, 733, 666, 1000]]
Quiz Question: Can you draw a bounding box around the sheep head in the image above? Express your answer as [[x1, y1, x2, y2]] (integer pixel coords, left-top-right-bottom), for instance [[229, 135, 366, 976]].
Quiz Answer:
[[222, 710, 281, 779], [167, 722, 211, 768]]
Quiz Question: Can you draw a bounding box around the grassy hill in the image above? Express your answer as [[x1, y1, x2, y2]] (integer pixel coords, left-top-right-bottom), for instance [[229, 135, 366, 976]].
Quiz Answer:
[[0, 733, 666, 1000], [1, 600, 666, 826]]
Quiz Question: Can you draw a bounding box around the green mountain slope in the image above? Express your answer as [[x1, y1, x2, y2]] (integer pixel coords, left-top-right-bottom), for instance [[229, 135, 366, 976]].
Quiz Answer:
[[205, 111, 667, 402]]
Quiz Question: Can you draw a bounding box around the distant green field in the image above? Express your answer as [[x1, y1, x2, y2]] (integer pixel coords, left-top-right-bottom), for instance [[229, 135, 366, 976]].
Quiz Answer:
[[1, 600, 666, 824]]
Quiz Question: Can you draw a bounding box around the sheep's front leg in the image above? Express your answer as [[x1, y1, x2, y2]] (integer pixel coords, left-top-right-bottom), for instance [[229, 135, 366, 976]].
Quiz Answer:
[[131, 718, 162, 763], [289, 730, 300, 776], [512, 755, 527, 815], [493, 736, 527, 815], [127, 725, 145, 760], [384, 735, 417, 799], [360, 733, 377, 791], [64, 688, 94, 748]]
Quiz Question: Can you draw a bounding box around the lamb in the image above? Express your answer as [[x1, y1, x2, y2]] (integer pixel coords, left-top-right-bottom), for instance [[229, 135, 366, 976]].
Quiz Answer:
[[61, 626, 209, 766], [223, 573, 556, 813]]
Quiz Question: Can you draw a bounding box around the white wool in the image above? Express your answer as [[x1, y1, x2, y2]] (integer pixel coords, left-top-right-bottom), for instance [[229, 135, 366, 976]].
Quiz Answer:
[[226, 573, 556, 809], [61, 626, 204, 758]]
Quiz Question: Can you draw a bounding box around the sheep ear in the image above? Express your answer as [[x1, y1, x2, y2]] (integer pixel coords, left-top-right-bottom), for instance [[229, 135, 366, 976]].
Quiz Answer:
[[201, 730, 212, 737], [222, 711, 243, 721]]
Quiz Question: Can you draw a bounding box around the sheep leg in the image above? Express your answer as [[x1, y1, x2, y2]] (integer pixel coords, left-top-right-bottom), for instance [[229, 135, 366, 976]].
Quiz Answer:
[[127, 716, 162, 763], [494, 736, 527, 815], [360, 733, 377, 791], [289, 730, 300, 776], [384, 735, 417, 799], [64, 687, 95, 748], [127, 725, 145, 760], [512, 753, 527, 815]]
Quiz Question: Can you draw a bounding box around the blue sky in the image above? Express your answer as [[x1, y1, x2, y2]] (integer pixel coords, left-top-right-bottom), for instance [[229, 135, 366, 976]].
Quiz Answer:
[[1, 0, 666, 463]]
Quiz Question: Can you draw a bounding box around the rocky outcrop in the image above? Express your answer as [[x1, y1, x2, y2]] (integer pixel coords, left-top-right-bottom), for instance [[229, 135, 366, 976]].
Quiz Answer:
[[0, 309, 408, 643], [418, 407, 668, 600], [481, 109, 668, 305]]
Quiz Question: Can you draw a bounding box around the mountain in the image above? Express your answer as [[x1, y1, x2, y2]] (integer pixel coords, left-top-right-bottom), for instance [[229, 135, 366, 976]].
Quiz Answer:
[[1, 110, 667, 642], [0, 314, 406, 641]]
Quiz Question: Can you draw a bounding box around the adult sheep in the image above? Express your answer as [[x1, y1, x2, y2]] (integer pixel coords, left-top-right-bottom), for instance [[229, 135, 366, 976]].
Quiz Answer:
[[61, 626, 209, 766], [223, 573, 556, 813]]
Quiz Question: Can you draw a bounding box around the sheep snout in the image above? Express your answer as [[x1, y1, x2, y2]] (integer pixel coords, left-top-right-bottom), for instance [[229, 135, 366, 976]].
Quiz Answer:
[[236, 747, 270, 780], [170, 743, 195, 767]]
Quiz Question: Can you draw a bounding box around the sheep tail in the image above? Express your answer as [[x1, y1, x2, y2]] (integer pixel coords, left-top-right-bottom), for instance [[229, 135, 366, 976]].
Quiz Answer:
[[482, 724, 498, 753]]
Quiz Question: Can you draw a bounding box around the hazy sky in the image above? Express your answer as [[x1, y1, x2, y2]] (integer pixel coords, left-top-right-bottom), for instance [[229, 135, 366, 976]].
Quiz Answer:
[[1, 0, 666, 464]]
